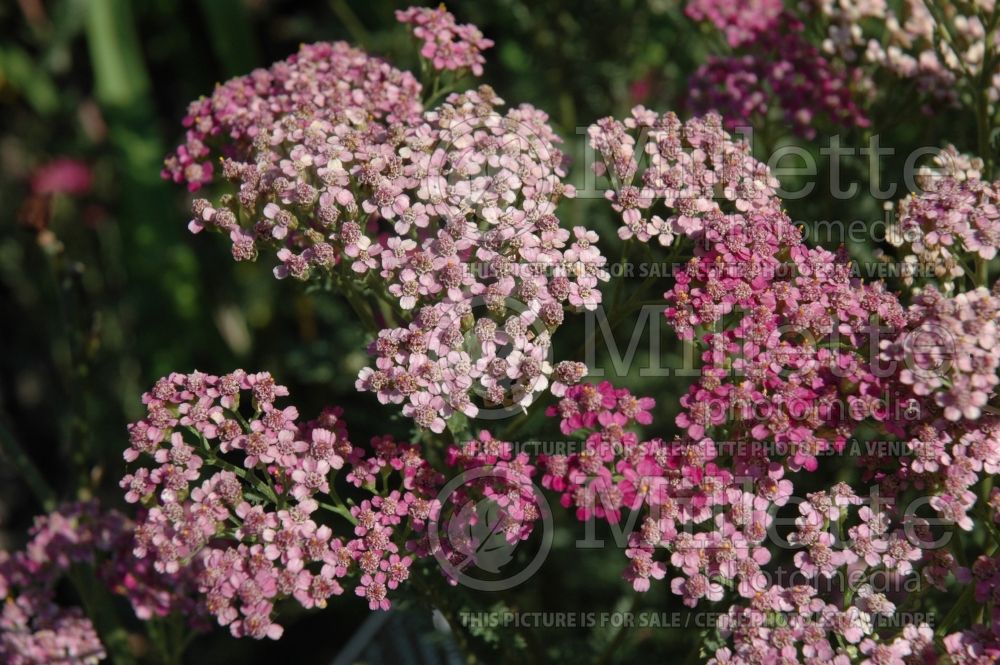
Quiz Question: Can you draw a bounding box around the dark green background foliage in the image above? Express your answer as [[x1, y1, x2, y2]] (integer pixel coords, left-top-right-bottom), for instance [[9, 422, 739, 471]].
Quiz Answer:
[[0, 1, 973, 663]]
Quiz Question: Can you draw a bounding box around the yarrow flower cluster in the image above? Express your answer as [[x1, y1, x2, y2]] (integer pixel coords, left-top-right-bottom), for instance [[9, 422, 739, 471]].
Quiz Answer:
[[134, 4, 1000, 662], [396, 6, 494, 76], [162, 41, 422, 191], [587, 109, 778, 243], [810, 0, 1000, 109], [120, 369, 544, 638], [684, 0, 784, 48], [887, 146, 1000, 291], [884, 285, 1000, 422], [166, 8, 608, 432], [351, 86, 608, 428], [581, 106, 1000, 662], [0, 501, 204, 664], [686, 11, 869, 137], [122, 370, 414, 637]]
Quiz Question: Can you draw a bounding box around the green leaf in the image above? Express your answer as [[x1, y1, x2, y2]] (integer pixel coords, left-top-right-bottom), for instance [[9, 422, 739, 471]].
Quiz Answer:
[[0, 46, 60, 115]]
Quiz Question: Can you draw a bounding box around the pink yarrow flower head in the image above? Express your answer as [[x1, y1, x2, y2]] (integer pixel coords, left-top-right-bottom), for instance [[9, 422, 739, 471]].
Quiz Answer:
[[119, 369, 541, 638], [396, 6, 494, 76], [166, 30, 607, 435]]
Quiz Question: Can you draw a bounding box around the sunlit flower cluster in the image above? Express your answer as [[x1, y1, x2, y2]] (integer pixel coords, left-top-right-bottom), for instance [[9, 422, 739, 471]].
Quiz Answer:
[[169, 18, 608, 431], [582, 106, 1000, 662], [120, 369, 546, 638], [162, 41, 422, 191]]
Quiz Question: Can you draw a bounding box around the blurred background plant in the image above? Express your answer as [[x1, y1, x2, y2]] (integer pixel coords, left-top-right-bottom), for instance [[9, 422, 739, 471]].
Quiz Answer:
[[0, 1, 989, 663]]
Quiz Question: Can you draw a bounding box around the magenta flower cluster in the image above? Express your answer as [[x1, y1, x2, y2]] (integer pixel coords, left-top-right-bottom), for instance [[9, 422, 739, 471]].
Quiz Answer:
[[684, 0, 783, 48], [685, 11, 869, 137]]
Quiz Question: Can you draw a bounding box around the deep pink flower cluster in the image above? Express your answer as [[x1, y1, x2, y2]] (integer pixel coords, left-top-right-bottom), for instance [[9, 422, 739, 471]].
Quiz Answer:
[[583, 106, 1000, 661], [161, 41, 422, 191], [686, 13, 869, 137], [419, 431, 543, 577], [396, 6, 493, 76], [541, 384, 999, 663], [684, 0, 783, 47], [0, 502, 204, 664]]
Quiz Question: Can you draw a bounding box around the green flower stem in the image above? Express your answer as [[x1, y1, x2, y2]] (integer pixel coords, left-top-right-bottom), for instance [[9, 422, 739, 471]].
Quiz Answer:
[[329, 0, 370, 50], [0, 419, 56, 511], [935, 584, 974, 637], [976, 256, 990, 288], [69, 567, 137, 665], [595, 594, 637, 665]]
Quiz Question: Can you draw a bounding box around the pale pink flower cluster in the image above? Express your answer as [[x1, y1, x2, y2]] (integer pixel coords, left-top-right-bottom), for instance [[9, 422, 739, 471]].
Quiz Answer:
[[811, 0, 1000, 107], [396, 6, 494, 76], [120, 369, 547, 637], [122, 370, 413, 637], [889, 147, 1000, 290], [541, 379, 1000, 663], [162, 41, 422, 191], [169, 17, 608, 431], [587, 109, 778, 243], [348, 87, 607, 428], [884, 286, 1000, 422]]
